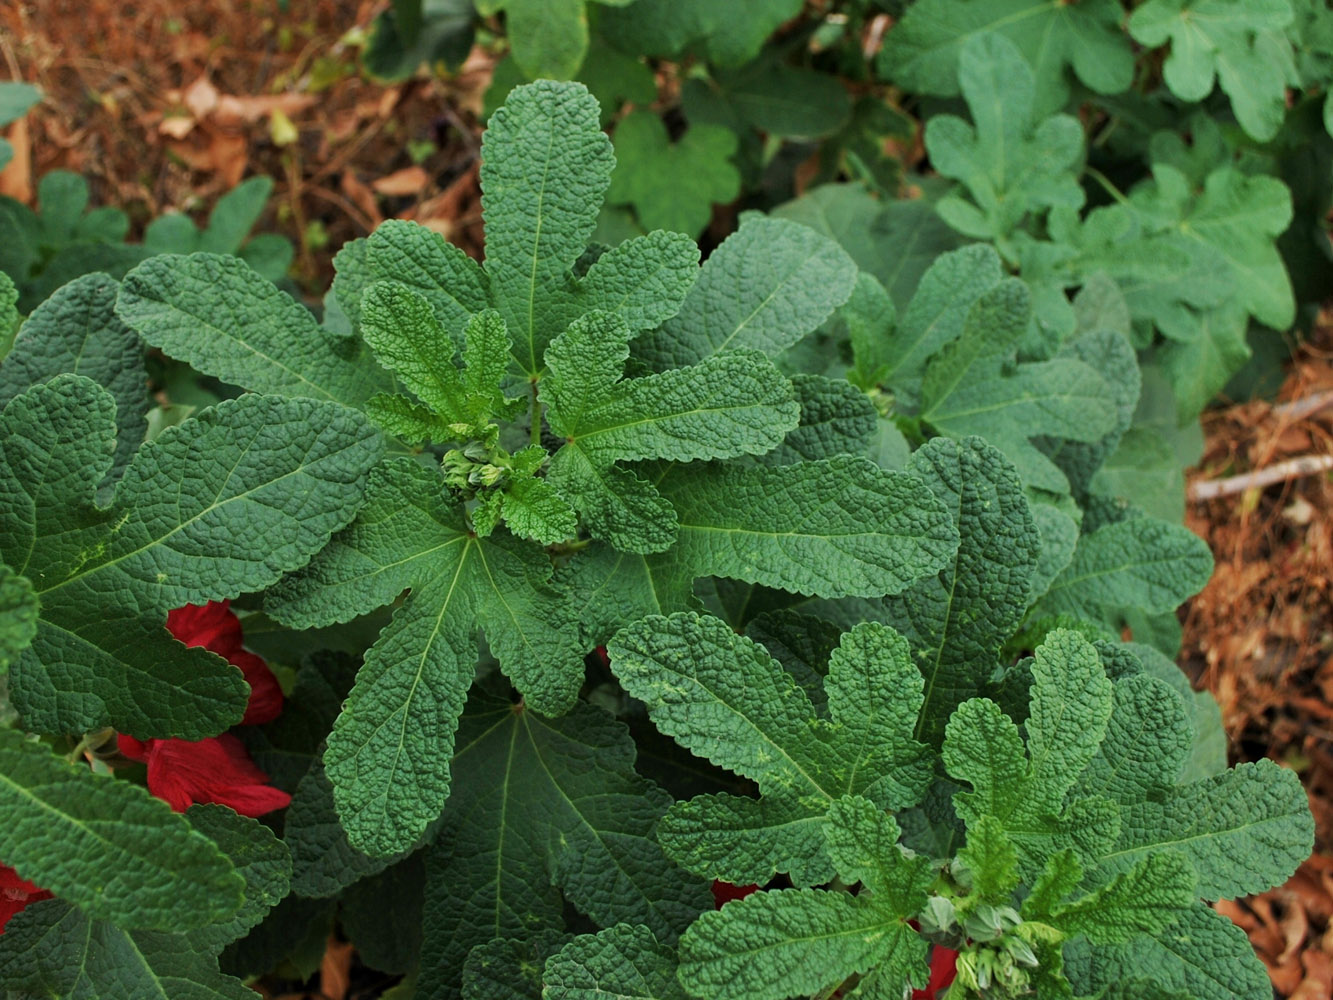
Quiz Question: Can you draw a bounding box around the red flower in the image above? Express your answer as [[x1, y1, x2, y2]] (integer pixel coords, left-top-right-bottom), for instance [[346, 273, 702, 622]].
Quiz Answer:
[[710, 880, 759, 908], [0, 864, 51, 934], [912, 945, 958, 1000], [118, 732, 291, 817], [166, 601, 282, 725]]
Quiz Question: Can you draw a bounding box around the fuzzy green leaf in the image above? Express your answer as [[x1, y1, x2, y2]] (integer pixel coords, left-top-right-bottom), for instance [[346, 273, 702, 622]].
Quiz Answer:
[[677, 888, 926, 1000], [116, 253, 390, 406], [0, 273, 148, 493], [544, 924, 688, 1000], [876, 436, 1040, 746], [638, 216, 858, 369], [183, 805, 292, 953], [1045, 852, 1196, 945], [0, 900, 257, 1000], [417, 695, 708, 1000], [918, 278, 1118, 494], [0, 563, 37, 673], [543, 311, 799, 465], [658, 793, 836, 887], [1128, 0, 1297, 141], [4, 375, 380, 738], [1065, 904, 1273, 1000], [0, 730, 243, 931], [365, 219, 491, 342], [481, 80, 614, 373], [1034, 515, 1214, 626], [576, 230, 700, 334], [1094, 758, 1313, 899], [656, 457, 957, 600], [266, 458, 585, 855], [924, 34, 1085, 244], [607, 112, 740, 236]]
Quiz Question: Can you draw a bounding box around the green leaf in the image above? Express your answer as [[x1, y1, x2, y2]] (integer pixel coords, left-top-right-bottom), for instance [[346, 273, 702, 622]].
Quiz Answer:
[[1093, 758, 1313, 899], [285, 759, 401, 898], [365, 219, 491, 341], [1034, 515, 1214, 626], [0, 273, 148, 494], [877, 436, 1040, 746], [360, 283, 491, 428], [1065, 904, 1273, 1000], [656, 457, 958, 599], [417, 695, 708, 1000], [1078, 673, 1193, 803], [342, 853, 426, 974], [611, 615, 931, 889], [881, 0, 1135, 113], [918, 279, 1119, 494], [943, 630, 1114, 871], [956, 814, 1020, 904], [773, 185, 965, 316], [544, 312, 799, 465], [1045, 852, 1196, 945], [924, 34, 1085, 245], [544, 924, 688, 1000], [658, 793, 836, 887], [462, 930, 571, 1000], [684, 60, 852, 139], [481, 80, 614, 373], [0, 564, 37, 673], [638, 216, 858, 369], [607, 111, 740, 236], [555, 541, 690, 649], [0, 900, 258, 1000], [823, 796, 935, 910], [0, 81, 40, 127], [183, 804, 292, 953], [677, 888, 925, 1000], [266, 458, 585, 855], [757, 375, 877, 466], [5, 375, 380, 738], [0, 729, 243, 930], [576, 230, 700, 335], [117, 253, 390, 406], [547, 448, 678, 553], [608, 612, 826, 798], [1128, 0, 1297, 141]]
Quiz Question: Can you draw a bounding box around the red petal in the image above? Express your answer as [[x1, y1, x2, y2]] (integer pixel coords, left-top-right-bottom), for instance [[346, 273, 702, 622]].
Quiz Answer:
[[143, 733, 291, 817], [911, 945, 959, 1000], [0, 864, 42, 896], [0, 865, 51, 935], [117, 733, 151, 762], [167, 601, 244, 657], [234, 650, 283, 725], [166, 601, 283, 724], [710, 880, 759, 909]]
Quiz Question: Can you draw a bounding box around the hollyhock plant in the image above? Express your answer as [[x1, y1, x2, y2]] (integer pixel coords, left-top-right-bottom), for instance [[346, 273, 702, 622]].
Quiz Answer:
[[117, 732, 291, 817], [0, 865, 51, 934], [166, 601, 282, 725]]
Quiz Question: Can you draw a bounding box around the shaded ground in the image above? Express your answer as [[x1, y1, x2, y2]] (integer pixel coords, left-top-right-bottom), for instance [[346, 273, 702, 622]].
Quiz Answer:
[[5, 2, 1333, 997]]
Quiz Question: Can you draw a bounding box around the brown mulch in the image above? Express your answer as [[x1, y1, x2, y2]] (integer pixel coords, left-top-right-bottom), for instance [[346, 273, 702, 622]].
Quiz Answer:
[[1184, 319, 1333, 999], [0, 0, 489, 292]]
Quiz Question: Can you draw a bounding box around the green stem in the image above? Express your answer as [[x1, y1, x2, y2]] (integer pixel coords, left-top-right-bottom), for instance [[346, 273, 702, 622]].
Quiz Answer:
[[529, 378, 542, 447], [1083, 165, 1132, 208]]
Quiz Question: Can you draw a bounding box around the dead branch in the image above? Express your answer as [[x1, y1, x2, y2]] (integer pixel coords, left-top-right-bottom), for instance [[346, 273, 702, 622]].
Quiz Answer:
[[1189, 454, 1333, 502]]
